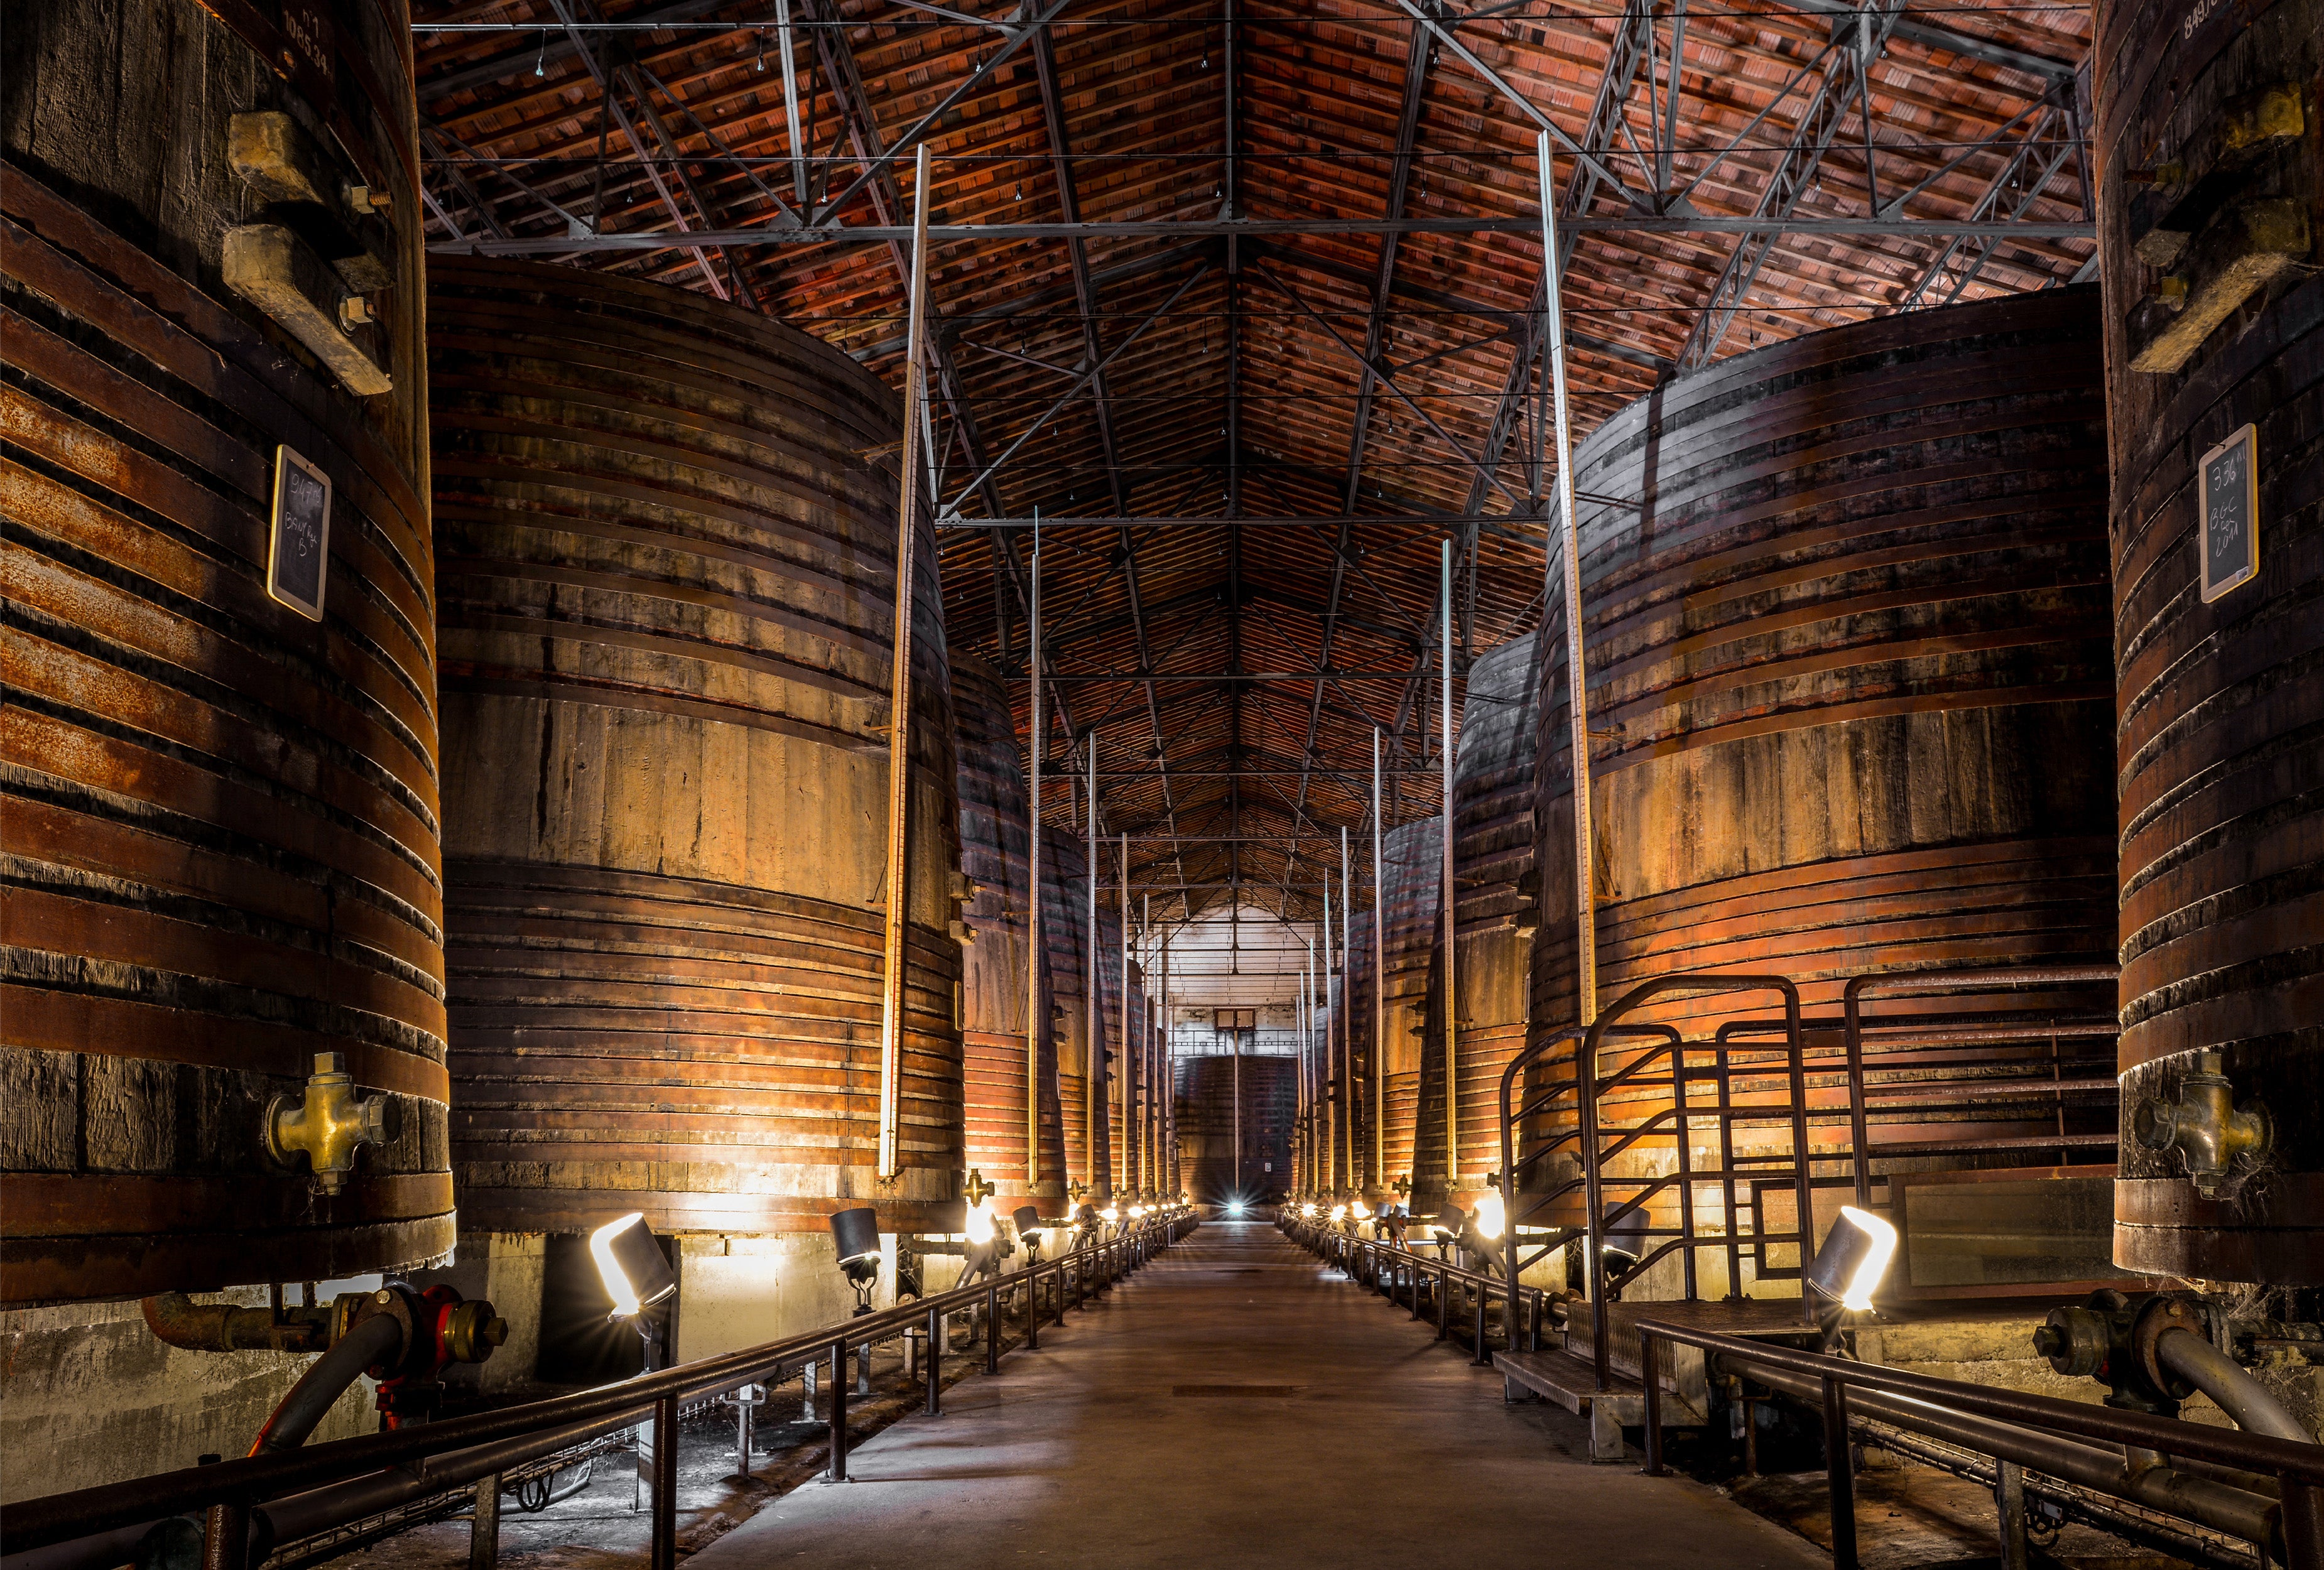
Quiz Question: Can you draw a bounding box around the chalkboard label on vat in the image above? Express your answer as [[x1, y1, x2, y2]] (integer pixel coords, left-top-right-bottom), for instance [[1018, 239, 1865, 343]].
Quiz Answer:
[[268, 445, 334, 620], [2198, 423, 2258, 604]]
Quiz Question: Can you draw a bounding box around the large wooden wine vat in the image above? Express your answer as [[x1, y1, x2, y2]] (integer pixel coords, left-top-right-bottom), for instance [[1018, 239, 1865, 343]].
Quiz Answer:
[[1175, 1053, 1296, 1207], [1104, 959, 1147, 1193], [1364, 817, 1443, 1200], [1430, 632, 1543, 1205], [430, 260, 965, 1259], [2098, 0, 2324, 1282], [1041, 823, 1112, 1191], [955, 656, 1065, 1201], [1521, 293, 2119, 1255], [3, 0, 451, 1306]]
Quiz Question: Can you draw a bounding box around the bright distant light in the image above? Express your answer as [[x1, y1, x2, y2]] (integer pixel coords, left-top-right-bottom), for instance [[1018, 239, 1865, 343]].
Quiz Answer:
[[1100, 1206, 1120, 1225], [964, 1198, 997, 1245], [1328, 1205, 1347, 1222], [1473, 1189, 1505, 1242], [1226, 1200, 1246, 1215]]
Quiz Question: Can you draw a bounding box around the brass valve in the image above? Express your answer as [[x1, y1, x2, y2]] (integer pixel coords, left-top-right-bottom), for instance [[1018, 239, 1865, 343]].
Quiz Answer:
[[266, 1052, 398, 1196], [2133, 1049, 2271, 1198]]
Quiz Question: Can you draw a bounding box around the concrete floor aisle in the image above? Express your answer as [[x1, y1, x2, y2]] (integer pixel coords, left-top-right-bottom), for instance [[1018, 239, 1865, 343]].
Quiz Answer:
[[687, 1220, 1828, 1569]]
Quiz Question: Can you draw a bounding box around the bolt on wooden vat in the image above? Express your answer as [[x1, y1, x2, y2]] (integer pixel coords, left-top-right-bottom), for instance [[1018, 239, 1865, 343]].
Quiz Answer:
[[1523, 293, 2120, 1284], [428, 259, 965, 1360], [953, 654, 1066, 1203], [2097, 0, 2324, 1283]]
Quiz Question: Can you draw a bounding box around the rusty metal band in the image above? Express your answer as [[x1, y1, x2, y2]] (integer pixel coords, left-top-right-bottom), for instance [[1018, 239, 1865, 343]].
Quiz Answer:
[[3, 1212, 457, 1309]]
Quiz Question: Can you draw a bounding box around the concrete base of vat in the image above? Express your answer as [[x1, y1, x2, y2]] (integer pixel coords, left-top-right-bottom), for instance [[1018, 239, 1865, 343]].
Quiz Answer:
[[437, 1230, 955, 1383], [1855, 1307, 2324, 1442], [671, 1235, 879, 1365], [0, 1292, 376, 1504]]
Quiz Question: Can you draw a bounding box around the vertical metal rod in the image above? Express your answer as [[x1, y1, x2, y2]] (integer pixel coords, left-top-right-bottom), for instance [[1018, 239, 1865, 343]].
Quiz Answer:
[[1784, 990, 1816, 1329], [1842, 988, 1874, 1209], [984, 1282, 1001, 1374], [734, 1394, 753, 1480], [650, 1394, 678, 1570], [1120, 831, 1131, 1192], [1301, 938, 1320, 1184], [469, 1475, 501, 1570], [772, 0, 806, 203], [827, 1341, 850, 1482], [1822, 1375, 1857, 1570], [1139, 896, 1148, 1189], [875, 142, 933, 1180], [1087, 735, 1100, 1192], [1026, 514, 1042, 1186], [1372, 727, 1384, 1188], [1158, 926, 1169, 1196], [2280, 1478, 2324, 1570], [203, 1502, 249, 1570], [1642, 1334, 1664, 1474], [1440, 537, 1457, 1184], [1233, 1022, 1242, 1201], [1535, 128, 1595, 1029], [925, 1306, 942, 1414], [1322, 873, 1334, 1191], [1718, 1042, 1742, 1297], [1675, 1038, 1698, 1301], [1995, 1458, 2028, 1570], [1341, 825, 1354, 1190]]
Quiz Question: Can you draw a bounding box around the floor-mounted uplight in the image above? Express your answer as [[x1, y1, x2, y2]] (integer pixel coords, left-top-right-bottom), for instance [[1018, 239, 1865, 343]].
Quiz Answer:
[[1807, 1206, 1897, 1313], [1014, 1203, 1047, 1263], [830, 1206, 882, 1315], [591, 1212, 677, 1370], [1805, 1205, 1898, 1350]]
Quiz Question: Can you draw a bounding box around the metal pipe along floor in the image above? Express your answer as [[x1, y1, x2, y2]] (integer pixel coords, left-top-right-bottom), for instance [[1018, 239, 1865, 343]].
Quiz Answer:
[[687, 1221, 1828, 1569]]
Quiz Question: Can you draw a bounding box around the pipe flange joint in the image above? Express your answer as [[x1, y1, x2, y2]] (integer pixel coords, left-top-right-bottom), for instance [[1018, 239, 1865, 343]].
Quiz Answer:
[[337, 1284, 419, 1378], [2132, 1293, 2210, 1404], [2034, 1294, 2123, 1379]]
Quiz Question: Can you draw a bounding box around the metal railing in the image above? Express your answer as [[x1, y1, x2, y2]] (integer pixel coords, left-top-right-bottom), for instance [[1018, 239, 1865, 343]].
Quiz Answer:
[[1838, 965, 2119, 1206], [1496, 966, 2124, 1389], [1492, 977, 1816, 1392], [1278, 1215, 1551, 1365], [3, 1212, 1200, 1570], [1634, 1319, 2324, 1570]]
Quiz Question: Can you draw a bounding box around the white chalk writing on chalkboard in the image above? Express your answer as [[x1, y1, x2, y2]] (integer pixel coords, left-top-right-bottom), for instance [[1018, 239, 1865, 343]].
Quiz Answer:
[[268, 445, 334, 622], [2198, 424, 2257, 604]]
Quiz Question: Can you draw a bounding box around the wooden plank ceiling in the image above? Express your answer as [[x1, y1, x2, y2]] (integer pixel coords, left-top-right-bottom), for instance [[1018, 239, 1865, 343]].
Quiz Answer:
[[413, 0, 2094, 929]]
